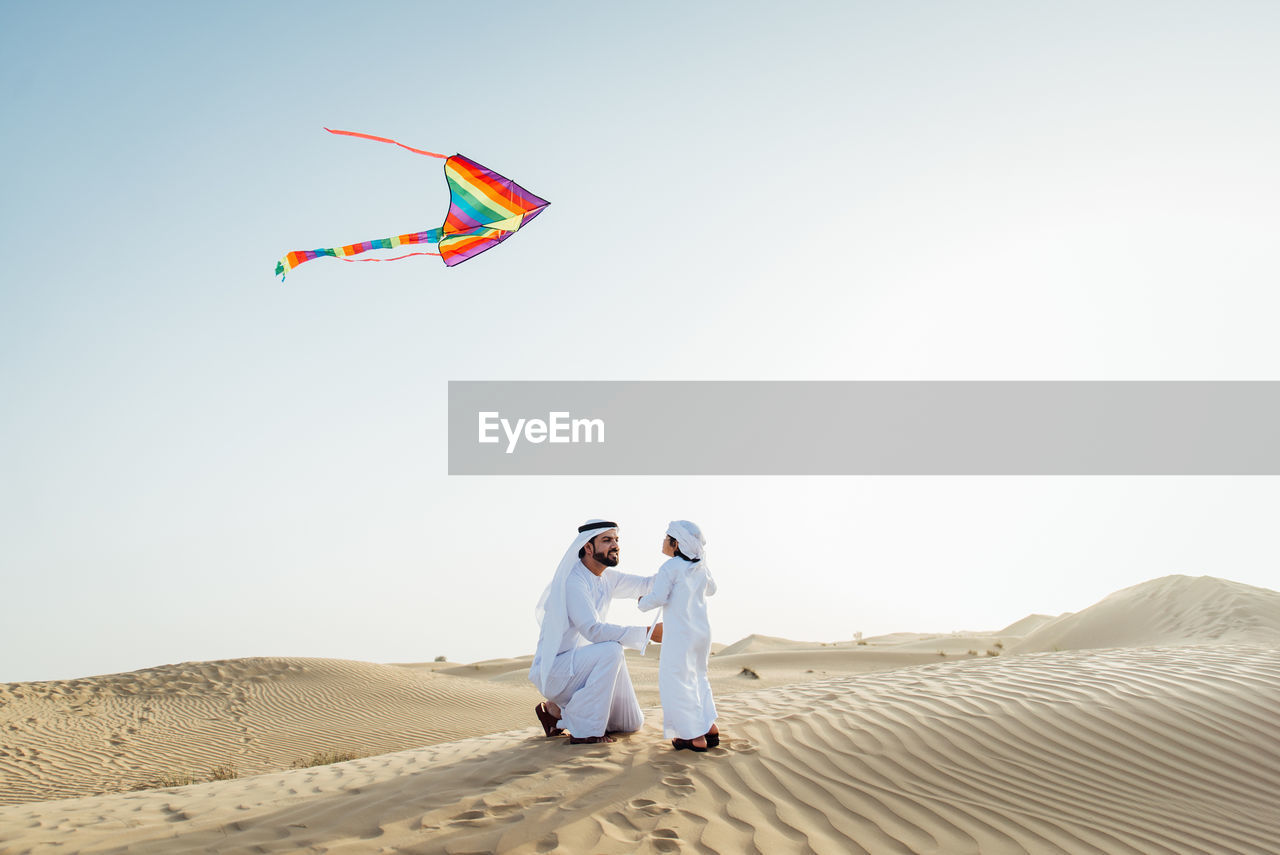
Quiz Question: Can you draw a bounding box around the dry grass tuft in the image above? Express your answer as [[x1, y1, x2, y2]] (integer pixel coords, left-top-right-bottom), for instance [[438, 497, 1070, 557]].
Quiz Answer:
[[292, 749, 363, 769], [132, 771, 196, 791]]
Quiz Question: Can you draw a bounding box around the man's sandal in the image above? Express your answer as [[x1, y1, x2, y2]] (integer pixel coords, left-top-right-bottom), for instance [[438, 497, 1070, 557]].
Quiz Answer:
[[672, 738, 708, 752], [705, 731, 720, 748], [569, 735, 616, 744], [535, 703, 564, 738]]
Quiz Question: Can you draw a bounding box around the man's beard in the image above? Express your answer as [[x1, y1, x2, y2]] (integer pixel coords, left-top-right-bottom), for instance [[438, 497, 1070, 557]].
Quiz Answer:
[[596, 548, 620, 567]]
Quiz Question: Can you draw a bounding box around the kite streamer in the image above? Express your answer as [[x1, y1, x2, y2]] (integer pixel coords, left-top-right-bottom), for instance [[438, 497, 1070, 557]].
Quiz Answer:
[[276, 129, 549, 279], [320, 127, 447, 158]]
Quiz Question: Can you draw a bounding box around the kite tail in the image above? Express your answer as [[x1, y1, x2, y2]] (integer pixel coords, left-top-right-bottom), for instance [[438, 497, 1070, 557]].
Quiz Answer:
[[323, 127, 447, 158], [275, 228, 443, 279]]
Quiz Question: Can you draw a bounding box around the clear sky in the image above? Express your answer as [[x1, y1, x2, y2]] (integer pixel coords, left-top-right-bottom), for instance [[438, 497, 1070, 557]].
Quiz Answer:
[[3, 1, 1279, 683]]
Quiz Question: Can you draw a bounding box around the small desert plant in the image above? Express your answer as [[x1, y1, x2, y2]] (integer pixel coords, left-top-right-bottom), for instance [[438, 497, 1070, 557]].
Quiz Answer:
[[937, 650, 947, 657], [210, 764, 238, 781], [132, 771, 197, 790], [856, 640, 868, 646], [986, 649, 1000, 657], [292, 749, 362, 769], [994, 641, 1004, 650], [738, 667, 760, 679], [434, 655, 447, 662], [967, 649, 978, 656]]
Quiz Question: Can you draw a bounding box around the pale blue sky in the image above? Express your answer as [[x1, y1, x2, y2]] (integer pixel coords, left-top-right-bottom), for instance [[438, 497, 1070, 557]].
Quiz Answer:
[[3, 2, 1279, 682]]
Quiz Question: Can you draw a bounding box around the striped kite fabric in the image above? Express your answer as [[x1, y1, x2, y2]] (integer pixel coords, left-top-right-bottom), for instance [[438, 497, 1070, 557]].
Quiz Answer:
[[275, 130, 549, 279], [437, 154, 550, 267], [276, 229, 444, 277]]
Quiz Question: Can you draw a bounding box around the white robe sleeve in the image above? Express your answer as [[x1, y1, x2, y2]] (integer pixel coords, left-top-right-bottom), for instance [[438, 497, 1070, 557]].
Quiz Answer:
[[637, 564, 675, 612], [703, 567, 717, 597], [605, 569, 655, 600], [566, 574, 648, 649]]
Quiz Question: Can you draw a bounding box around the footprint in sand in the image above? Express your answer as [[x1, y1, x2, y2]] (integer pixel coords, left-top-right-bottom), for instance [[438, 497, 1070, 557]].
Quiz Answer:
[[649, 827, 681, 852], [536, 832, 558, 852], [660, 775, 695, 795], [629, 798, 672, 816], [449, 809, 493, 827], [605, 810, 641, 832]]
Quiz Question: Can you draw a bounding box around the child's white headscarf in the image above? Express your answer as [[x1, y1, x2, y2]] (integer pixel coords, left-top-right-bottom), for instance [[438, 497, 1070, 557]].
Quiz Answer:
[[666, 520, 706, 561]]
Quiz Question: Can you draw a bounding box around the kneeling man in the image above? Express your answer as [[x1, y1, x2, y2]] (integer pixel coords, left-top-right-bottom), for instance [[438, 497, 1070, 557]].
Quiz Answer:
[[531, 520, 663, 745]]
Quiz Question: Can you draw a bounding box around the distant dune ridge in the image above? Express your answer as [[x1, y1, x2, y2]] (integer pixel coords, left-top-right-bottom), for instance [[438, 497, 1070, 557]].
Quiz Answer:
[[2, 574, 1279, 853], [1011, 574, 1280, 653]]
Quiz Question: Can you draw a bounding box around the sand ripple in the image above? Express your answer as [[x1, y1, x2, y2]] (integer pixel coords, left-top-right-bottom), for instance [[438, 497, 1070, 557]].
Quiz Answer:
[[0, 657, 540, 805], [3, 644, 1277, 854]]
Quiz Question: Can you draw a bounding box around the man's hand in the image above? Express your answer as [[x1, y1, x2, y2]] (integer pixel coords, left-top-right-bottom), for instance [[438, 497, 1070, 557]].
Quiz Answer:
[[650, 622, 664, 644]]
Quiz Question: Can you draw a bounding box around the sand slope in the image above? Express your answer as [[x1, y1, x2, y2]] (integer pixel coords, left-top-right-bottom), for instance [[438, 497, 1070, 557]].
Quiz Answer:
[[0, 657, 542, 805], [1011, 575, 1280, 653], [996, 613, 1057, 636], [4, 644, 1278, 854]]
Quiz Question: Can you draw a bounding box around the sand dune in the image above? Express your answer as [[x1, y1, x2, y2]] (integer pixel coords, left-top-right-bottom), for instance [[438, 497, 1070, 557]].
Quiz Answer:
[[0, 648, 958, 809], [996, 613, 1057, 636], [1011, 574, 1280, 653], [716, 634, 816, 656], [3, 644, 1277, 853], [0, 657, 543, 806], [5, 574, 1280, 853]]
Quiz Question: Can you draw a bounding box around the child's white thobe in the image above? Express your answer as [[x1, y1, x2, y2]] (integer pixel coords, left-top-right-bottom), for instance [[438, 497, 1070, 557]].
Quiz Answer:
[[638, 557, 717, 739]]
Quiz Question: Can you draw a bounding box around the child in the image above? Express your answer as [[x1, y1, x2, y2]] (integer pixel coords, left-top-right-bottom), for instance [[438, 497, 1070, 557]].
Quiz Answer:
[[638, 520, 719, 751]]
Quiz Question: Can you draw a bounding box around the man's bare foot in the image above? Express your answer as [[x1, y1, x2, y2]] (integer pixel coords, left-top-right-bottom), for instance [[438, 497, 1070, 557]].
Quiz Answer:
[[692, 735, 707, 749], [546, 701, 561, 718]]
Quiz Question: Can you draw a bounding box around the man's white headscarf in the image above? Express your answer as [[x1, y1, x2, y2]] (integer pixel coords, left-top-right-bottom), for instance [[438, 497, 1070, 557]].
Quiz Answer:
[[666, 520, 706, 561], [533, 519, 617, 691]]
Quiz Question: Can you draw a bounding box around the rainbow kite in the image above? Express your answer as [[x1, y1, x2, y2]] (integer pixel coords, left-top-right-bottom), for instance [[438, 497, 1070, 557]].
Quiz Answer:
[[275, 129, 549, 279]]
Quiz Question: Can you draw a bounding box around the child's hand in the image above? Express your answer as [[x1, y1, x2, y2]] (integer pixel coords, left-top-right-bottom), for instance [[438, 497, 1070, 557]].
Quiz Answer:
[[651, 622, 664, 643]]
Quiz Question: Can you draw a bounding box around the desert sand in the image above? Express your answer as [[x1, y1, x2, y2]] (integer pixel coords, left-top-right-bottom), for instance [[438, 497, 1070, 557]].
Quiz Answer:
[[2, 574, 1279, 854]]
